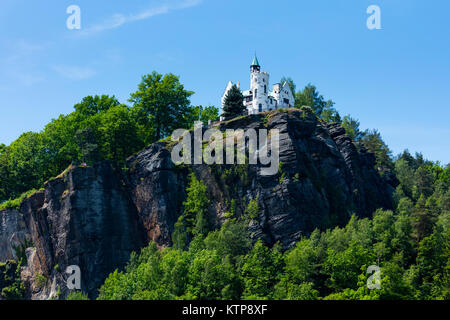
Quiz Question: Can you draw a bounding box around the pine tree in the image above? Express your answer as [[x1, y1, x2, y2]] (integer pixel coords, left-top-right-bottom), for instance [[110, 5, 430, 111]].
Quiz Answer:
[[222, 85, 246, 120], [172, 216, 189, 250], [183, 173, 210, 236]]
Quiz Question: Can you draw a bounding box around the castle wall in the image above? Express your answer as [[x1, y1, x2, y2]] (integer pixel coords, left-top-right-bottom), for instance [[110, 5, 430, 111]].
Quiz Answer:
[[278, 82, 295, 108], [222, 60, 295, 115]]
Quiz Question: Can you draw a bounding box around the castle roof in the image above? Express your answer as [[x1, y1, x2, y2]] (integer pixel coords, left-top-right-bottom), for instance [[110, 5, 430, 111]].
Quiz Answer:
[[251, 55, 260, 67]]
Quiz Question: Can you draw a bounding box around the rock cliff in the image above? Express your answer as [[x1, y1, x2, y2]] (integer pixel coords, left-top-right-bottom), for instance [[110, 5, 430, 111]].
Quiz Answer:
[[5, 162, 145, 299], [0, 110, 397, 299]]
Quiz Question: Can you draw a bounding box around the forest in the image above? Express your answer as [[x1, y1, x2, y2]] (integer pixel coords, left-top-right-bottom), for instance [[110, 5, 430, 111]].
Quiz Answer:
[[87, 152, 448, 300]]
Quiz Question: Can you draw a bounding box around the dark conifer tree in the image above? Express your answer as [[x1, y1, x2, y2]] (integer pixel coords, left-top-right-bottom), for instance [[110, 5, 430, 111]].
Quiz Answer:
[[222, 84, 246, 120]]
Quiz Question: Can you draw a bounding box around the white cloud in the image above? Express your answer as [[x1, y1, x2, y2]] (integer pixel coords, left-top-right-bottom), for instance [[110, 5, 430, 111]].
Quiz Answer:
[[0, 40, 48, 87], [52, 65, 96, 80], [11, 72, 45, 86], [80, 0, 203, 36], [1, 40, 46, 65]]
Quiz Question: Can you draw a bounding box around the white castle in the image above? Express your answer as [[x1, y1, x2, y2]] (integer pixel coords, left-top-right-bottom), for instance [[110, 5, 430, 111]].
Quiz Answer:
[[222, 55, 295, 115]]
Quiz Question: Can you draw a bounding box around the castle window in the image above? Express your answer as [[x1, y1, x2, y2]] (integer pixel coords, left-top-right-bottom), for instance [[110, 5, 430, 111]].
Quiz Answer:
[[254, 89, 257, 97], [264, 85, 267, 94], [259, 104, 262, 112]]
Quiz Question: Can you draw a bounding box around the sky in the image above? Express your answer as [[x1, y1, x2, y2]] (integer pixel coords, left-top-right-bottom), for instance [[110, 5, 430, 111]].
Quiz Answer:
[[0, 0, 449, 164]]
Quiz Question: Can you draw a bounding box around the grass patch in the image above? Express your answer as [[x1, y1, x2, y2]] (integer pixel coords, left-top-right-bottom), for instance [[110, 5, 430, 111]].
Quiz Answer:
[[0, 188, 44, 211], [35, 274, 47, 288]]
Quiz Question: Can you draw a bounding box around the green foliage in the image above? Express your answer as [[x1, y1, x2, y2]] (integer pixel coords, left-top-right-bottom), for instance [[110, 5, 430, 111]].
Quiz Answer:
[[98, 150, 449, 301], [186, 249, 239, 299], [222, 84, 246, 120], [67, 291, 90, 300], [74, 95, 121, 116], [341, 115, 362, 141], [1, 71, 448, 301], [245, 198, 259, 220], [0, 261, 25, 300], [0, 132, 45, 201], [360, 129, 393, 171], [98, 219, 250, 300], [183, 173, 211, 237], [172, 216, 189, 251], [0, 72, 199, 203], [241, 241, 283, 299], [204, 219, 251, 258], [186, 105, 219, 127], [35, 274, 47, 288], [13, 239, 33, 265], [295, 84, 340, 122], [97, 104, 144, 168], [129, 71, 194, 143]]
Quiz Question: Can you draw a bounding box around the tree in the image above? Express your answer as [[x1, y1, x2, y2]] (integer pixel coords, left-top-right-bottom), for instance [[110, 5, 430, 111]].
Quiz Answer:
[[172, 216, 189, 250], [341, 115, 362, 141], [0, 146, 13, 201], [186, 105, 219, 128], [129, 72, 194, 143], [295, 84, 335, 116], [3, 132, 45, 199], [414, 166, 434, 199], [361, 129, 393, 171], [411, 194, 437, 243], [241, 240, 283, 299], [186, 249, 240, 300], [323, 242, 374, 291], [222, 84, 246, 120], [97, 105, 143, 168], [204, 219, 251, 258], [395, 159, 415, 198], [74, 95, 120, 116], [75, 127, 100, 165], [183, 173, 210, 236]]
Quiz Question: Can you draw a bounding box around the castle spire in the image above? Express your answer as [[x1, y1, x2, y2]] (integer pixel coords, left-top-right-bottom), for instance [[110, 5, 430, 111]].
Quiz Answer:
[[250, 54, 260, 72], [251, 54, 260, 67]]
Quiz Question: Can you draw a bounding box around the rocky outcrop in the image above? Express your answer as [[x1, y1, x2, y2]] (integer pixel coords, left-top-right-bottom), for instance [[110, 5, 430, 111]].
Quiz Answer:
[[125, 143, 187, 248], [15, 162, 144, 299], [0, 209, 30, 262], [125, 110, 395, 249], [0, 109, 396, 299]]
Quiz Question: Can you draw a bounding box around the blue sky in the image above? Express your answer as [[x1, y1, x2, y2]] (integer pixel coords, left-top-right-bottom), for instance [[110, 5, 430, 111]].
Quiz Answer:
[[0, 0, 449, 164]]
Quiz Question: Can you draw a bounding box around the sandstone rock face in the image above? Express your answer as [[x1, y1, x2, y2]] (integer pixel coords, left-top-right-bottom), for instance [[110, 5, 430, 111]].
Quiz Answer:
[[0, 209, 30, 262], [125, 143, 187, 248], [1, 162, 145, 299], [0, 110, 396, 299], [125, 110, 395, 249], [208, 111, 394, 248]]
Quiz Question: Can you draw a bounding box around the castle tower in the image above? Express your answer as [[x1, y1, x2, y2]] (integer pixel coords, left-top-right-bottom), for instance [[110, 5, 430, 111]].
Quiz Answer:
[[222, 55, 294, 116], [249, 55, 269, 114]]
